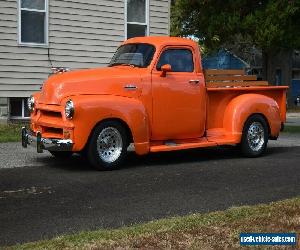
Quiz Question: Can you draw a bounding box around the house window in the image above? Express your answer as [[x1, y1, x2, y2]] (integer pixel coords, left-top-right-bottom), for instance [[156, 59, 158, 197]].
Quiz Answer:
[[19, 0, 48, 45], [126, 0, 149, 39], [9, 98, 30, 119]]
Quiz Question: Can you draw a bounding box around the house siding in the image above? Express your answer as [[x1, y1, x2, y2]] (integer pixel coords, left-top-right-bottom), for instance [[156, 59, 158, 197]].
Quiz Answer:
[[0, 0, 171, 99], [149, 0, 170, 36]]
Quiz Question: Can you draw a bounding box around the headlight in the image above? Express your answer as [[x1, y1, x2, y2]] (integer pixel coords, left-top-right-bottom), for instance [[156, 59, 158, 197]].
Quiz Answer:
[[65, 100, 74, 119], [27, 95, 35, 112]]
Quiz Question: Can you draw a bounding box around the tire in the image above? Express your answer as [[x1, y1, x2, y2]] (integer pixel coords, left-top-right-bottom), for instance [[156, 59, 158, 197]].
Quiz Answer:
[[87, 121, 128, 171], [50, 151, 73, 159], [79, 148, 88, 160], [241, 114, 269, 157]]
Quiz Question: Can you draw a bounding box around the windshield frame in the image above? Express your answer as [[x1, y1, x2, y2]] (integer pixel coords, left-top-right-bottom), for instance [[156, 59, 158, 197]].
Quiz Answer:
[[108, 43, 156, 68]]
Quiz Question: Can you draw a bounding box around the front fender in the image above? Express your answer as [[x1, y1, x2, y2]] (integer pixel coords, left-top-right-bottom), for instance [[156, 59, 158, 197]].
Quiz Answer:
[[67, 95, 150, 154], [223, 94, 281, 142]]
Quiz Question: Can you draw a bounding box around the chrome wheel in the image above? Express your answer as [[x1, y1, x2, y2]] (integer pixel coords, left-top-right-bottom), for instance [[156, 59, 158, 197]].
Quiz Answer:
[[96, 127, 123, 163], [247, 122, 265, 152]]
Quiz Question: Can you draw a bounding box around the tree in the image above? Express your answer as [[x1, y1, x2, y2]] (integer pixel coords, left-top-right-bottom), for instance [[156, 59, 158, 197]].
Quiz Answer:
[[171, 0, 300, 103]]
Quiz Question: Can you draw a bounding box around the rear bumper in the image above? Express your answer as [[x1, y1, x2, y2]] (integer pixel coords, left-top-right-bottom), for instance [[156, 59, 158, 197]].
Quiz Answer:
[[21, 127, 73, 153]]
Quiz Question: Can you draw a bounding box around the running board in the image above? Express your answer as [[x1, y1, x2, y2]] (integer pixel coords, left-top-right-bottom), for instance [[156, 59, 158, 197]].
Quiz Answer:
[[150, 139, 217, 153]]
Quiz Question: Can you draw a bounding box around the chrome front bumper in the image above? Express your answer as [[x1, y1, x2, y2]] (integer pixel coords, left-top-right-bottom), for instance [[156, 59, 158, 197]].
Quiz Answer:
[[21, 127, 73, 153]]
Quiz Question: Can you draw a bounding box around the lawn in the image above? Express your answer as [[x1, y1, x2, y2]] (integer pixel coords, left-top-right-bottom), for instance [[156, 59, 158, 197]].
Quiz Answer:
[[0, 124, 24, 143], [283, 125, 300, 133], [5, 197, 300, 249], [287, 108, 300, 113]]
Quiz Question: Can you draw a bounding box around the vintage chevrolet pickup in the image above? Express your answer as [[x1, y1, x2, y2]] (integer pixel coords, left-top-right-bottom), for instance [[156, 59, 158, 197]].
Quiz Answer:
[[22, 36, 288, 170]]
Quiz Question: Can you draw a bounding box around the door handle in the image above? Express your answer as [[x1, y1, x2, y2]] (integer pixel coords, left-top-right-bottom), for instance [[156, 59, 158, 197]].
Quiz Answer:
[[189, 80, 200, 84], [124, 84, 138, 90]]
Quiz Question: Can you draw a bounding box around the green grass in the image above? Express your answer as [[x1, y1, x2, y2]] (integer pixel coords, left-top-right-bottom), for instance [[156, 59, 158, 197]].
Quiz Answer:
[[4, 197, 300, 250], [0, 124, 25, 143], [287, 108, 300, 113], [283, 125, 300, 134]]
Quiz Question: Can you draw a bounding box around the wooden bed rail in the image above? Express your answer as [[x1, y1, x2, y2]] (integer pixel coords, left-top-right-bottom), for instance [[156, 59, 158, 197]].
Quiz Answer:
[[204, 69, 269, 87]]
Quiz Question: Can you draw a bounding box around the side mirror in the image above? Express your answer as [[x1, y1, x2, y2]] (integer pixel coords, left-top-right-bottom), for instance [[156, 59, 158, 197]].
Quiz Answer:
[[160, 64, 172, 77]]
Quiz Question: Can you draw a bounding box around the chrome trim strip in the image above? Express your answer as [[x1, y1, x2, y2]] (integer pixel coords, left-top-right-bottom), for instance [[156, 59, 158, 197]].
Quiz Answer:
[[189, 79, 200, 84], [124, 84, 138, 90], [22, 127, 73, 153]]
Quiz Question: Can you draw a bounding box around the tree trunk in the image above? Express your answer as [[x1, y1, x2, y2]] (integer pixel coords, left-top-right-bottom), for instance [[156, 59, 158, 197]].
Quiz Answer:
[[280, 49, 293, 107], [262, 50, 276, 84], [262, 51, 268, 81], [262, 49, 293, 107]]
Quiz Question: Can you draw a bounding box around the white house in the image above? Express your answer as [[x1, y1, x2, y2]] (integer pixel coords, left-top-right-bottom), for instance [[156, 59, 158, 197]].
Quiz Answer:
[[0, 0, 171, 123]]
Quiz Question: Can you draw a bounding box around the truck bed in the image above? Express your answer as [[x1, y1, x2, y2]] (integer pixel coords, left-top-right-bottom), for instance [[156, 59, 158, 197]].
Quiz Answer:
[[204, 70, 288, 133]]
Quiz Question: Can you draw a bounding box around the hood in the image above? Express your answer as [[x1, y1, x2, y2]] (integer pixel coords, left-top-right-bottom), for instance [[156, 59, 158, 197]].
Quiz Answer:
[[39, 66, 147, 105]]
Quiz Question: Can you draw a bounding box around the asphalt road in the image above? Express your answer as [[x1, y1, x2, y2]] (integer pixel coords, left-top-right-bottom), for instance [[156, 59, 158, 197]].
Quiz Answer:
[[0, 135, 300, 246]]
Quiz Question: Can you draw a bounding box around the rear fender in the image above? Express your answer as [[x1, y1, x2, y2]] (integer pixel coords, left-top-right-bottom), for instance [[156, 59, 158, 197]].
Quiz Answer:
[[223, 94, 281, 142]]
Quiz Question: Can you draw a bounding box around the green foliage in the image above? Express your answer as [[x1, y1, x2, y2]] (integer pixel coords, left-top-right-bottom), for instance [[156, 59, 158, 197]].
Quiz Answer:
[[0, 124, 24, 142], [171, 0, 300, 52], [283, 125, 300, 133]]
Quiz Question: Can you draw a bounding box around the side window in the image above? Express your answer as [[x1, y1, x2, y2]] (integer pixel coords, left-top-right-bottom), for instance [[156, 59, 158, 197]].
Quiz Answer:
[[156, 49, 194, 72]]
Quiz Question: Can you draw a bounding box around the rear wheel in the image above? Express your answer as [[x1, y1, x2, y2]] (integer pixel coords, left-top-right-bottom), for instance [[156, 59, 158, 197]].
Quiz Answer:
[[87, 121, 128, 170], [241, 114, 268, 157], [50, 151, 73, 159]]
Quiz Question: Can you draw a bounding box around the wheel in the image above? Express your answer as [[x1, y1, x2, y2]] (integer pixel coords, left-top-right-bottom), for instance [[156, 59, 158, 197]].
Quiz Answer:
[[87, 121, 128, 170], [50, 151, 73, 159], [240, 114, 268, 157]]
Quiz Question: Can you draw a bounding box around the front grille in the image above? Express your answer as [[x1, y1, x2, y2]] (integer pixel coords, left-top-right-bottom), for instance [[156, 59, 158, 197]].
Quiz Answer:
[[33, 107, 65, 139], [43, 126, 63, 135], [40, 110, 62, 118]]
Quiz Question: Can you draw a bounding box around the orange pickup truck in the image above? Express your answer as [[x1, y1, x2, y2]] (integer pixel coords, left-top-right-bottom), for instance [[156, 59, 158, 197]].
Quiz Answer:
[[22, 36, 288, 170]]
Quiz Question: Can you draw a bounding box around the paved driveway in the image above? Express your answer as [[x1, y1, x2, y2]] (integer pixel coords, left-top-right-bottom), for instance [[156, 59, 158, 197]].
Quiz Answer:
[[0, 134, 300, 246]]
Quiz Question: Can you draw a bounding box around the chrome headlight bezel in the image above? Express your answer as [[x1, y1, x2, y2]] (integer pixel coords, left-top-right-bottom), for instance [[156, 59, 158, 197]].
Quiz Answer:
[[65, 100, 74, 119], [27, 95, 35, 113]]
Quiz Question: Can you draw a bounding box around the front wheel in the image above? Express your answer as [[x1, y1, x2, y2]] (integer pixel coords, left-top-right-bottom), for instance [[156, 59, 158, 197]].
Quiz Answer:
[[87, 121, 128, 171], [241, 114, 268, 157]]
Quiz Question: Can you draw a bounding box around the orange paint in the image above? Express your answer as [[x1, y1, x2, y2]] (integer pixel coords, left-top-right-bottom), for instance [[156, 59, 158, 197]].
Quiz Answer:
[[29, 36, 287, 155]]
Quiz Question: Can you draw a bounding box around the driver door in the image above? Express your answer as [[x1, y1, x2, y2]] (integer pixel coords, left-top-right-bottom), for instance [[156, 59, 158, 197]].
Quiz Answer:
[[151, 47, 206, 140]]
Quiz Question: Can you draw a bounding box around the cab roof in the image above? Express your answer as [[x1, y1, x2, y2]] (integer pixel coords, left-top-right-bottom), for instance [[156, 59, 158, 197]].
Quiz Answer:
[[123, 36, 198, 48]]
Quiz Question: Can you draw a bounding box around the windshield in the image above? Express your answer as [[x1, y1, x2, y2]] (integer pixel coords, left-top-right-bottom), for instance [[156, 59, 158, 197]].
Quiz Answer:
[[109, 43, 155, 68]]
